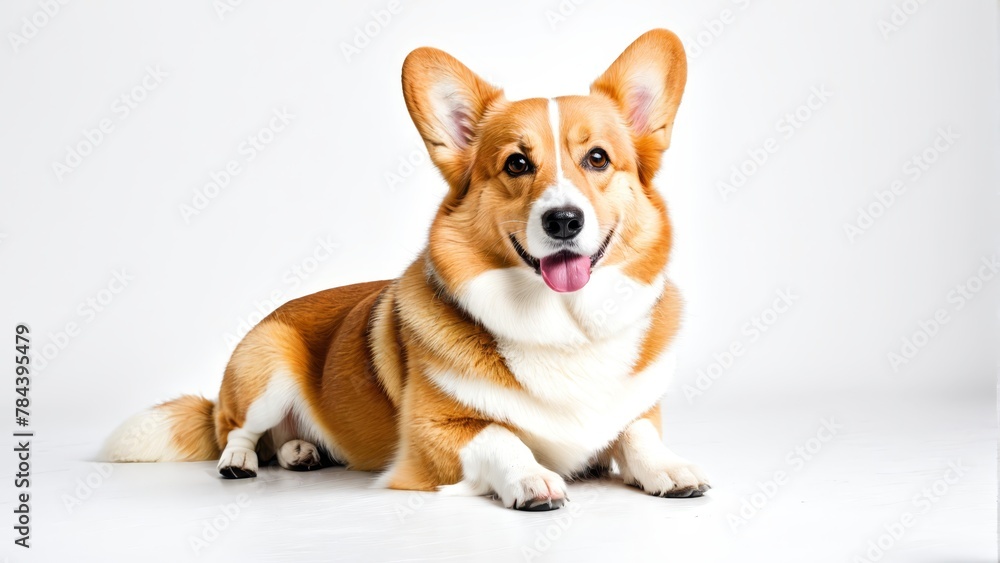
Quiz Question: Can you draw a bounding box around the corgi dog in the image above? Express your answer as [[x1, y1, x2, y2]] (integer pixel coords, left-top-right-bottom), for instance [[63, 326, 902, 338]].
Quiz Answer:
[[103, 28, 710, 510]]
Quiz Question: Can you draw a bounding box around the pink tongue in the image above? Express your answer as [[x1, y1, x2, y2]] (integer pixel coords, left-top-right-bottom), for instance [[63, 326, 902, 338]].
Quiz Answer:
[[539, 252, 592, 293]]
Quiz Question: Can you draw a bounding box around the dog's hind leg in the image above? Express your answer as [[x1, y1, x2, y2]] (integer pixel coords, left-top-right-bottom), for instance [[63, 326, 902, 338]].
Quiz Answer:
[[216, 373, 300, 478], [214, 322, 306, 479]]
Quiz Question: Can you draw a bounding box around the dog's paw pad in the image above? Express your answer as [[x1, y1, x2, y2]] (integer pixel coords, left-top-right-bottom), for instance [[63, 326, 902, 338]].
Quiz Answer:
[[277, 439, 321, 471], [220, 466, 257, 479], [217, 447, 259, 479], [516, 497, 566, 511], [659, 485, 707, 498]]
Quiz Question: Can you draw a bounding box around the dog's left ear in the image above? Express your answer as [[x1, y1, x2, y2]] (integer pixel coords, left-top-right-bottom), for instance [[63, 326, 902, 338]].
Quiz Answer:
[[591, 29, 687, 185], [402, 47, 504, 202]]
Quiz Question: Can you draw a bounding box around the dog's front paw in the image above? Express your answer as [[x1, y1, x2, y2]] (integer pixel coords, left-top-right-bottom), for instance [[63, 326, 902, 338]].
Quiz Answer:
[[500, 467, 568, 511], [624, 459, 711, 498]]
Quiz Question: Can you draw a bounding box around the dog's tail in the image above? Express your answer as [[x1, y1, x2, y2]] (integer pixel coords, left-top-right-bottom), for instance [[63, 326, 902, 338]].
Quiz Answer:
[[101, 395, 221, 462]]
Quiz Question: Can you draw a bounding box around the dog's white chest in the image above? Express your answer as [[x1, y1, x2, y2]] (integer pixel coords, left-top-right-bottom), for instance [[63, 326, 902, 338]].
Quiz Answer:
[[437, 265, 674, 475], [429, 320, 674, 476], [499, 325, 673, 474]]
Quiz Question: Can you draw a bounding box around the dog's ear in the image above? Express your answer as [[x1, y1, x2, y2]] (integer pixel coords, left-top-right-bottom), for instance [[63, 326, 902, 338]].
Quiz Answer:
[[591, 29, 687, 185], [402, 47, 503, 200]]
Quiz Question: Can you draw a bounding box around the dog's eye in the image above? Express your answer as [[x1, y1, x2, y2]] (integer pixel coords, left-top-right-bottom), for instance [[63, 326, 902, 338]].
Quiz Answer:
[[504, 154, 533, 177], [585, 148, 610, 170]]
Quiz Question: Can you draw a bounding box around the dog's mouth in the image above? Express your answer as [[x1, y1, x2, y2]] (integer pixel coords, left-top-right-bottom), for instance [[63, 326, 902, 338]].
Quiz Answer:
[[509, 230, 614, 293]]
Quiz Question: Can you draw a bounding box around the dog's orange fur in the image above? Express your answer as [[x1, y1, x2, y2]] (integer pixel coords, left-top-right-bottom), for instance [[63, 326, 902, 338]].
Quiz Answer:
[[161, 395, 219, 460], [112, 29, 693, 496]]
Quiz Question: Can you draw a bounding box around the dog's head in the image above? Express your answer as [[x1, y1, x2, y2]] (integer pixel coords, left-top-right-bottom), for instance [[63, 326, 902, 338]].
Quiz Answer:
[[403, 29, 685, 305]]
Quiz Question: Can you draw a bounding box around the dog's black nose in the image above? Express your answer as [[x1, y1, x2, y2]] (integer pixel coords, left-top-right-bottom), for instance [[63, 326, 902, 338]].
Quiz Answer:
[[541, 206, 584, 240]]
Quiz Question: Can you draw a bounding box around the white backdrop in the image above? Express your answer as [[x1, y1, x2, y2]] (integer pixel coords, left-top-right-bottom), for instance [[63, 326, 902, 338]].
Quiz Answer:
[[0, 1, 997, 560], [2, 0, 995, 429]]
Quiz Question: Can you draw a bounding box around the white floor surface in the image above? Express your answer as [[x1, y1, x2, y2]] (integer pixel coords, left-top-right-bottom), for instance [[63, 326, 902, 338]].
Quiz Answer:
[[5, 393, 996, 563]]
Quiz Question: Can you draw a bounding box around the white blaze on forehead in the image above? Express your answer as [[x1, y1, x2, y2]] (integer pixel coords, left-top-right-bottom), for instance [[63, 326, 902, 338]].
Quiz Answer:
[[524, 99, 601, 258], [548, 98, 564, 182]]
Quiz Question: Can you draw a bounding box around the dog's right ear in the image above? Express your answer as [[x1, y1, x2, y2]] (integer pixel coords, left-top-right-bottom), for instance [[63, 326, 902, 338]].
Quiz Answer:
[[402, 47, 503, 197]]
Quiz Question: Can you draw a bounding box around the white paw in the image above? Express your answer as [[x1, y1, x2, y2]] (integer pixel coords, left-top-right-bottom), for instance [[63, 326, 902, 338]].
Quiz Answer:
[[218, 447, 259, 479], [276, 439, 321, 470], [623, 459, 711, 498], [498, 467, 568, 510]]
